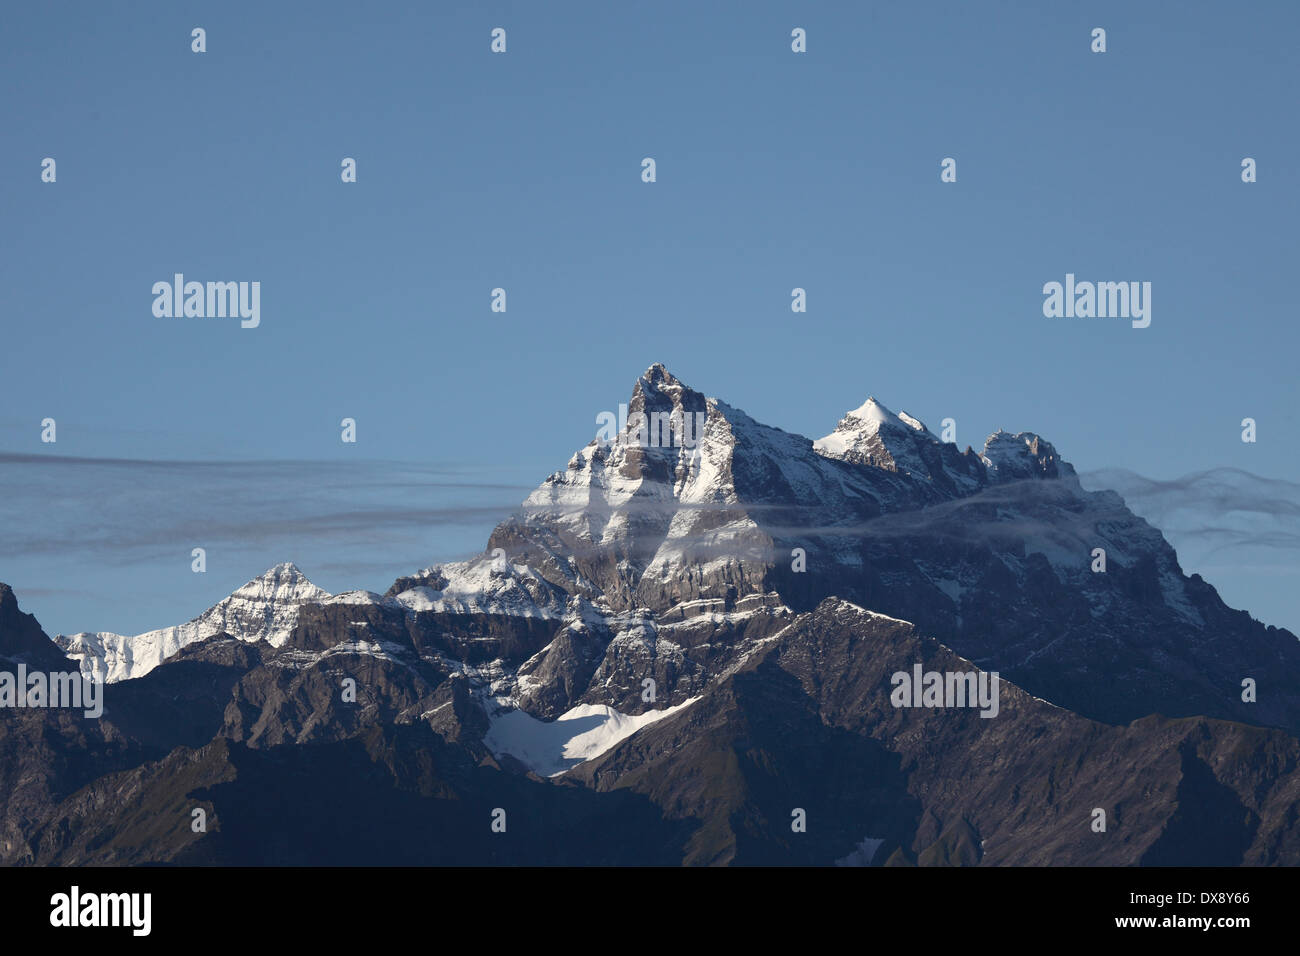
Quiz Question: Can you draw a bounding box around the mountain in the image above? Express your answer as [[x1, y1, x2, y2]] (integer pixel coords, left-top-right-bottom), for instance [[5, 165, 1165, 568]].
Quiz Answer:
[[573, 598, 1300, 866], [490, 363, 1300, 733], [0, 584, 73, 672], [56, 563, 329, 683], [812, 395, 985, 492], [5, 362, 1299, 866]]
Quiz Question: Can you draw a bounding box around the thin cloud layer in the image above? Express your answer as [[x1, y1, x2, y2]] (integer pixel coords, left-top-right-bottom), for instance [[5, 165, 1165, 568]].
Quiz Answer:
[[0, 452, 534, 566]]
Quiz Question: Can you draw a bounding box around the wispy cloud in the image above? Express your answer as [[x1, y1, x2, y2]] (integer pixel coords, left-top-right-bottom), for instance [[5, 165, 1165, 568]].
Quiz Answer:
[[9, 452, 1293, 571], [1079, 467, 1300, 557], [0, 451, 535, 565]]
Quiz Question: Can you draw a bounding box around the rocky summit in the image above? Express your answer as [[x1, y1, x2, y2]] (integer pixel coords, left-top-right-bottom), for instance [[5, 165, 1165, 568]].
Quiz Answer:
[[5, 364, 1299, 866]]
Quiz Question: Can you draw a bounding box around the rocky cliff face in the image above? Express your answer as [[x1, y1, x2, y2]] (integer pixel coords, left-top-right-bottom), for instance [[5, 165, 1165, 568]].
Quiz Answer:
[[6, 363, 1299, 865]]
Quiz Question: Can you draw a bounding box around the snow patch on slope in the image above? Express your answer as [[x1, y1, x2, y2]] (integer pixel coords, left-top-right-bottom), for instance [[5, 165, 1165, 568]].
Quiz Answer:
[[484, 696, 701, 777]]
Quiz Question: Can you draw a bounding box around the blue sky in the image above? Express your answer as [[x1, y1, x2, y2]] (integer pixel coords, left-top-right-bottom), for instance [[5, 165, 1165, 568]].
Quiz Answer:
[[2, 0, 1297, 637]]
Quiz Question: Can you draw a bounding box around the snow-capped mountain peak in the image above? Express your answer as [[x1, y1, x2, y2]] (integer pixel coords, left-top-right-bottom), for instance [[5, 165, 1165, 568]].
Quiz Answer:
[[814, 395, 945, 478], [231, 561, 330, 604], [845, 396, 900, 427], [980, 430, 1074, 482], [56, 562, 331, 683]]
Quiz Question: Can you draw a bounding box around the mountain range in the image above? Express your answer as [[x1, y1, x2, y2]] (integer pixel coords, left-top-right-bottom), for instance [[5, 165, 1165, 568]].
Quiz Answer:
[[3, 363, 1298, 866]]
